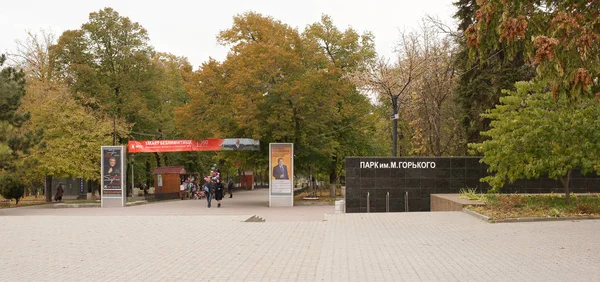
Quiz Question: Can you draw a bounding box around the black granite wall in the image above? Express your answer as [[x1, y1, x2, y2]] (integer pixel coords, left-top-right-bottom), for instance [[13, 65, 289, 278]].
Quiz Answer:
[[345, 157, 600, 213]]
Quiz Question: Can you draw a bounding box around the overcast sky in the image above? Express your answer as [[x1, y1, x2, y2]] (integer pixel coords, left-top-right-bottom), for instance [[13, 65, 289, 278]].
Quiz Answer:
[[1, 0, 457, 69]]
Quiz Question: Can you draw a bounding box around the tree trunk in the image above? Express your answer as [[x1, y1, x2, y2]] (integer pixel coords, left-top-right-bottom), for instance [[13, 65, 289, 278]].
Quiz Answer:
[[241, 170, 246, 190], [308, 166, 313, 196], [434, 105, 442, 156], [238, 167, 242, 189], [145, 158, 151, 191], [392, 95, 399, 157], [154, 152, 162, 167], [559, 170, 572, 205], [45, 176, 53, 202], [329, 156, 337, 197], [113, 86, 120, 146], [112, 117, 116, 146]]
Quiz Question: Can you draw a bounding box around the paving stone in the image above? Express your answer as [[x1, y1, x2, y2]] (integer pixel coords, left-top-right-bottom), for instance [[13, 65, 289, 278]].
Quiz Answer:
[[1, 190, 599, 281]]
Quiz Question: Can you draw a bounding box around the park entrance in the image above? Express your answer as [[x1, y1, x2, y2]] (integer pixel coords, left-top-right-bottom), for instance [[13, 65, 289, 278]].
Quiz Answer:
[[126, 138, 259, 203], [344, 157, 600, 213], [123, 139, 294, 207]]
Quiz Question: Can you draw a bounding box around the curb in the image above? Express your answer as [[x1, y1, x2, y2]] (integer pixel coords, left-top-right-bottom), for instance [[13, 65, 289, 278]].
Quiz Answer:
[[462, 208, 492, 222], [493, 215, 600, 223], [294, 201, 335, 206], [462, 208, 600, 223], [126, 200, 148, 206], [53, 200, 148, 208], [54, 203, 100, 208]]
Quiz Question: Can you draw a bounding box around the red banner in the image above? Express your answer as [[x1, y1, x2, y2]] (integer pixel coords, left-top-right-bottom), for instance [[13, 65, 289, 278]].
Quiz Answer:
[[192, 139, 225, 151], [128, 140, 195, 153], [128, 139, 259, 153]]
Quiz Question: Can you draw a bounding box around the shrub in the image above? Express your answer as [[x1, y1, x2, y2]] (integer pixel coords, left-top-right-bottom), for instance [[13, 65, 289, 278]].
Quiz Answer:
[[549, 208, 562, 217], [0, 174, 25, 205], [459, 187, 485, 202], [574, 201, 597, 215]]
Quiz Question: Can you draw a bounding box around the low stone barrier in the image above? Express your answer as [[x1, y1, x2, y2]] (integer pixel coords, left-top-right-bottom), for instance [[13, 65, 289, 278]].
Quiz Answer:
[[430, 194, 484, 211]]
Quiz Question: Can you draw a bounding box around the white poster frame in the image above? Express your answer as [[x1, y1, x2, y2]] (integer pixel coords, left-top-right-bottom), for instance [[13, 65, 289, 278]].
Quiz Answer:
[[101, 146, 126, 207], [269, 143, 294, 207]]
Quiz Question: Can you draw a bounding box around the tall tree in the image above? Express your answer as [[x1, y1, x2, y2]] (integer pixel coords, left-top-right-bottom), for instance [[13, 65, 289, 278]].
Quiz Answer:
[[466, 0, 600, 101], [470, 81, 600, 204], [405, 22, 465, 156], [12, 29, 58, 82], [453, 0, 534, 145], [0, 54, 39, 172], [52, 7, 154, 145], [177, 12, 382, 185], [303, 15, 378, 193], [349, 28, 429, 157], [16, 80, 129, 197]]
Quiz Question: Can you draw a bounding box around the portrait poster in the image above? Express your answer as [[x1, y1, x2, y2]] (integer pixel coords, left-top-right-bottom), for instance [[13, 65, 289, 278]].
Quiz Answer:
[[269, 143, 293, 196], [101, 146, 126, 207], [219, 138, 260, 151]]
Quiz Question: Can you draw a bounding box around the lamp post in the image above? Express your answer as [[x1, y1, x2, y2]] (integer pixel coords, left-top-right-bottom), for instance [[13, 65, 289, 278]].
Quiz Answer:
[[391, 95, 399, 157], [131, 156, 135, 199], [113, 117, 116, 146]]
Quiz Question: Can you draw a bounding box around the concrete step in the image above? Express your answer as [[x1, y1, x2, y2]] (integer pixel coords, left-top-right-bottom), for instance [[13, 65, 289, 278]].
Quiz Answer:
[[244, 214, 266, 222]]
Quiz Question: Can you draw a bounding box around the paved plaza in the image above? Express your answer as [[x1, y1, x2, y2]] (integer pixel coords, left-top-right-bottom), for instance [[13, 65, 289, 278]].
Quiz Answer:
[[1, 189, 599, 281]]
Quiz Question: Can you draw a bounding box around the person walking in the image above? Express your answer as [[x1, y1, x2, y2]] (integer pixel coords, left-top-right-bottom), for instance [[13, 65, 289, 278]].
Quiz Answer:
[[214, 179, 225, 208], [54, 184, 64, 202], [227, 178, 234, 198], [180, 182, 186, 200], [203, 178, 213, 208]]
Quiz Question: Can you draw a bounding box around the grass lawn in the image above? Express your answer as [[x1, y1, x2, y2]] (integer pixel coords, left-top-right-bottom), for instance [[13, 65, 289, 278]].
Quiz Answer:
[[0, 195, 49, 209], [465, 193, 600, 219], [64, 200, 100, 204]]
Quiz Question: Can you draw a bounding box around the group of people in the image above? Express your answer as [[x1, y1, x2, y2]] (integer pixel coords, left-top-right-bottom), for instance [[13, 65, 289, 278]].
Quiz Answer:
[[201, 169, 234, 208], [179, 169, 234, 208]]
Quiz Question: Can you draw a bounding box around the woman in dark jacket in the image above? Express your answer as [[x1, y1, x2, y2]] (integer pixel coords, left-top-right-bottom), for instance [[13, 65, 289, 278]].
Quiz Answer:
[[214, 179, 225, 208], [54, 184, 64, 202]]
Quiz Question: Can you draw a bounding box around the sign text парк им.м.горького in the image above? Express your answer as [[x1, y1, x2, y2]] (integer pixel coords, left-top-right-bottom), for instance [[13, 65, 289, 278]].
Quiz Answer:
[[359, 161, 436, 169]]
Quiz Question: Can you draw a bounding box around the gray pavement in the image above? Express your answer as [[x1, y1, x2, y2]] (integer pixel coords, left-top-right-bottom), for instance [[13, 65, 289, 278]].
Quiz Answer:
[[0, 189, 332, 221], [1, 189, 599, 281]]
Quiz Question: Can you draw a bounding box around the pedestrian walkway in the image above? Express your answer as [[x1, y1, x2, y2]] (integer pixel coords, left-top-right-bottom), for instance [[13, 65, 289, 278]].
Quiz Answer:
[[1, 190, 599, 281], [0, 188, 333, 222], [1, 212, 599, 281]]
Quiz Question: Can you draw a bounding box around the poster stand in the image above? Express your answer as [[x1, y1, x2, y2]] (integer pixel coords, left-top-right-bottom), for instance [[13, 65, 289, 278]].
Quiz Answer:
[[269, 143, 294, 207]]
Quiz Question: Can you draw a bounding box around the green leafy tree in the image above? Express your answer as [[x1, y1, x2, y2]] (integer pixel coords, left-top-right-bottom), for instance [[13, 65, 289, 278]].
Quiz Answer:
[[470, 81, 600, 203], [0, 54, 40, 172], [51, 8, 194, 192], [453, 0, 535, 145], [177, 12, 381, 189], [139, 53, 206, 185], [178, 12, 331, 180], [303, 15, 379, 192], [466, 0, 600, 101], [16, 80, 129, 199], [0, 173, 25, 205], [52, 7, 154, 144]]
